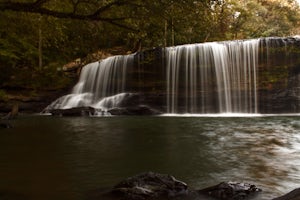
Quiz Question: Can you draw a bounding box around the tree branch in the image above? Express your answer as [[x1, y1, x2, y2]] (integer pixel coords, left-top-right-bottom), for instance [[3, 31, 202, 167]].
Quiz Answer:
[[91, 0, 128, 18], [0, 0, 139, 31], [33, 0, 51, 7]]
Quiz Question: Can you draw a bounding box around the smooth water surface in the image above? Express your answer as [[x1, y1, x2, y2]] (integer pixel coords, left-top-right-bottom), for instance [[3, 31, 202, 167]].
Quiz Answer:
[[0, 115, 300, 200]]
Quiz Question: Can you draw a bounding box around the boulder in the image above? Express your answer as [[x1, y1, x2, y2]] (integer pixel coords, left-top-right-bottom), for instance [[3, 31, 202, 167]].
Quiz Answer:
[[198, 181, 261, 200], [91, 172, 262, 200], [110, 172, 190, 200]]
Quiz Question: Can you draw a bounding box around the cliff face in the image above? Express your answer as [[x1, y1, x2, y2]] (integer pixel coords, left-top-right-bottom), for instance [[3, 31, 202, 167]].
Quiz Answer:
[[257, 37, 300, 113], [122, 37, 300, 114], [44, 37, 300, 115]]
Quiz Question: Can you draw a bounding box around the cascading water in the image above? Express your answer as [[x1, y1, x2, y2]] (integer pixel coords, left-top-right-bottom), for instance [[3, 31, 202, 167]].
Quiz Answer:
[[166, 39, 259, 114], [45, 54, 135, 112], [45, 37, 300, 115], [73, 54, 133, 100]]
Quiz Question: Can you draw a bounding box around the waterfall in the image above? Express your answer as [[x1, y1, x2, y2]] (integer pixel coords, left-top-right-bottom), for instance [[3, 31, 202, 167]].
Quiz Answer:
[[46, 54, 135, 111], [45, 37, 300, 115], [73, 55, 133, 99], [166, 39, 259, 114]]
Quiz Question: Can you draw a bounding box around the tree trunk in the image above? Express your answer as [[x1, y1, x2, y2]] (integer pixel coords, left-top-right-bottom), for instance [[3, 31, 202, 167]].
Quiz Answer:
[[164, 20, 168, 47], [38, 15, 43, 69]]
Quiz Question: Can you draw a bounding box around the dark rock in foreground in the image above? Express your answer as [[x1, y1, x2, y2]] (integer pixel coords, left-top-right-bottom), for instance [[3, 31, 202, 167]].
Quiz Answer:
[[93, 172, 262, 200], [198, 181, 261, 200], [88, 172, 300, 200], [111, 172, 189, 200]]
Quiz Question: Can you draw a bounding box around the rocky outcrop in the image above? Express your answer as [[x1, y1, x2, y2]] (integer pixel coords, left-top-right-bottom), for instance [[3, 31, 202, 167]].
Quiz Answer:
[[43, 93, 164, 116], [198, 181, 261, 200], [91, 172, 262, 200], [88, 172, 300, 200], [259, 69, 300, 113], [111, 172, 190, 200]]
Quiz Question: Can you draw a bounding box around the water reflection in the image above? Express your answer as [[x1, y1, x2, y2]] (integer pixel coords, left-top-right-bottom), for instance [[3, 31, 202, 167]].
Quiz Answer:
[[0, 116, 299, 200]]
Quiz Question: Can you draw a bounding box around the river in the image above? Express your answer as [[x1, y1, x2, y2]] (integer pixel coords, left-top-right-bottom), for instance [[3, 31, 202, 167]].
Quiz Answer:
[[0, 115, 300, 200]]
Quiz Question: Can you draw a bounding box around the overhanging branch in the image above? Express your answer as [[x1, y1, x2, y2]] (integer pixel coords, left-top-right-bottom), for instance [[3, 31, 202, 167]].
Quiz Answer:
[[0, 0, 139, 31]]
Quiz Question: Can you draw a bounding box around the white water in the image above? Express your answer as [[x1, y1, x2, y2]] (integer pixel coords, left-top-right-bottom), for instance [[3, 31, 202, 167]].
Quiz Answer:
[[166, 39, 259, 114], [46, 54, 135, 111], [73, 54, 134, 100]]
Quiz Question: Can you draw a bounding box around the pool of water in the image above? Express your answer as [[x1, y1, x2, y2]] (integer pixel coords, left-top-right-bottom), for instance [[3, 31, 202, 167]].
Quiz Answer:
[[0, 115, 300, 199]]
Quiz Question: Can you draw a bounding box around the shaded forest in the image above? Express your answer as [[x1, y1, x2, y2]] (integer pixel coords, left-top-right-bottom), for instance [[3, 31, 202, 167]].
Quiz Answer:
[[0, 0, 300, 106]]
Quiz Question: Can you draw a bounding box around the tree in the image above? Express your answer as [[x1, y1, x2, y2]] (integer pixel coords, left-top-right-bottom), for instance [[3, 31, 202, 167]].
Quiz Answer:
[[227, 0, 300, 39]]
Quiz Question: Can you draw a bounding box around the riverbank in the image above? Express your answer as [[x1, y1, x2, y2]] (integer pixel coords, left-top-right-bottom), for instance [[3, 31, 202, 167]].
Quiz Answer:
[[0, 88, 71, 114]]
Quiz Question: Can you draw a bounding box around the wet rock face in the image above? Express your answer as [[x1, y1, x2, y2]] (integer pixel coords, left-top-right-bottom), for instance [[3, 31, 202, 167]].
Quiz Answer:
[[108, 105, 162, 115], [44, 93, 164, 116], [47, 107, 96, 116]]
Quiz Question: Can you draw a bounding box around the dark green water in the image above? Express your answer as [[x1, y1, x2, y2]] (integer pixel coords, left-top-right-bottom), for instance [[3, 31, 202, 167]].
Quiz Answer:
[[1, 115, 300, 200]]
